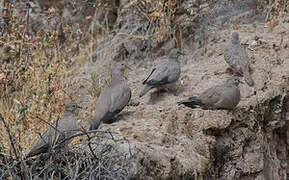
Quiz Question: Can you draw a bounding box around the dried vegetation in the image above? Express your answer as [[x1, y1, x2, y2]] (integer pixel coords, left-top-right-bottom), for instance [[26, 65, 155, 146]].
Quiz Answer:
[[0, 0, 132, 178]]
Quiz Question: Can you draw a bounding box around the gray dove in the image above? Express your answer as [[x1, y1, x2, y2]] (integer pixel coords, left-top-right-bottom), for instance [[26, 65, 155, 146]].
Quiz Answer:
[[89, 62, 131, 130], [139, 49, 183, 97], [224, 32, 254, 86], [178, 76, 243, 110], [26, 101, 81, 158]]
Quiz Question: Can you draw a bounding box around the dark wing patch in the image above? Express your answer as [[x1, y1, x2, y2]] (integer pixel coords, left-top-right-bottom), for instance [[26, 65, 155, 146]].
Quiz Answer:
[[147, 76, 169, 85], [143, 68, 156, 84]]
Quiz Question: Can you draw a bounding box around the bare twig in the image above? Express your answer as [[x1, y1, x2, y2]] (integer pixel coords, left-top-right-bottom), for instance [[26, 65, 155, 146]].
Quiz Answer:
[[80, 127, 98, 159], [0, 113, 19, 160], [35, 116, 65, 136]]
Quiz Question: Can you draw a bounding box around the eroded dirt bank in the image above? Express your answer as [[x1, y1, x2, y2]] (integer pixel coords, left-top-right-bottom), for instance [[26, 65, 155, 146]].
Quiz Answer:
[[68, 0, 289, 179]]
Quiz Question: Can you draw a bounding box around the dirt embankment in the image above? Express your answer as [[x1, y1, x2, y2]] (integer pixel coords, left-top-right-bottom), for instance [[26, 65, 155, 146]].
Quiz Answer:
[[64, 0, 289, 179]]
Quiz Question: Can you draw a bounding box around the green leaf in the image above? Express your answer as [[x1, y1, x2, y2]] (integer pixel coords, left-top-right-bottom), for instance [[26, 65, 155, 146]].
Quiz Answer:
[[90, 72, 98, 81], [43, 34, 51, 43], [19, 106, 28, 113]]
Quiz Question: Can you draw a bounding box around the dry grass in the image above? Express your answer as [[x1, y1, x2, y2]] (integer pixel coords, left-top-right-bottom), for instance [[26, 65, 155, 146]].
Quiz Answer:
[[0, 0, 105, 155], [131, 0, 181, 42], [265, 0, 289, 21], [0, 1, 133, 178], [1, 9, 68, 155]]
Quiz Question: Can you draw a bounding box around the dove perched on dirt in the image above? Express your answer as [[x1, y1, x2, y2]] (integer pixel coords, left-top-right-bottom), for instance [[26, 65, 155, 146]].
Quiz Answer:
[[26, 102, 81, 158], [89, 62, 131, 130], [139, 49, 183, 97], [224, 32, 254, 86], [178, 76, 243, 110]]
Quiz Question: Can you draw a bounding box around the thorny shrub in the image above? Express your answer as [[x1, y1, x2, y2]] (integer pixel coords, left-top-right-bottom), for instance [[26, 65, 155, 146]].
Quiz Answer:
[[0, 126, 133, 179]]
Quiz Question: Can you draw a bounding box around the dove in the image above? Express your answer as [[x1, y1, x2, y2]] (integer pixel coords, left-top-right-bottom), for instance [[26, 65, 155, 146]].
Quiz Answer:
[[139, 49, 183, 97], [26, 101, 81, 158], [178, 76, 243, 110], [89, 62, 131, 130], [224, 32, 254, 86]]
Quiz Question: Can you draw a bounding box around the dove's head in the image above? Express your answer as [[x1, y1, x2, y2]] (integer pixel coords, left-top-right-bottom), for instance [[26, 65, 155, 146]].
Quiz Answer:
[[65, 101, 82, 113], [115, 62, 132, 74], [168, 49, 185, 59], [227, 76, 244, 86], [231, 32, 239, 44]]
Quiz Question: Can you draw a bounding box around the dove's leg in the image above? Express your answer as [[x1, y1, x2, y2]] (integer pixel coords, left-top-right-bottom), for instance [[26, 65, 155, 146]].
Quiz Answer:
[[157, 82, 178, 96]]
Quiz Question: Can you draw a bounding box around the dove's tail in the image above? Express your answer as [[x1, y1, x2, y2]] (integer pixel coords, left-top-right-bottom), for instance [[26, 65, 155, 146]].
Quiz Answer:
[[178, 97, 202, 108], [25, 144, 49, 159], [89, 119, 101, 131], [139, 85, 154, 97]]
